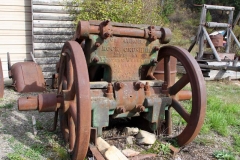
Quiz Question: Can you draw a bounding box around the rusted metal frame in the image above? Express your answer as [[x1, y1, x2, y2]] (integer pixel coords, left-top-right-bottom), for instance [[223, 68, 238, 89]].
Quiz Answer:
[[0, 59, 3, 98], [202, 27, 221, 61], [198, 6, 207, 59], [205, 22, 230, 28], [204, 4, 235, 11], [76, 21, 164, 40], [229, 29, 240, 49], [233, 11, 240, 27], [89, 20, 160, 29], [199, 62, 240, 71], [226, 10, 234, 53]]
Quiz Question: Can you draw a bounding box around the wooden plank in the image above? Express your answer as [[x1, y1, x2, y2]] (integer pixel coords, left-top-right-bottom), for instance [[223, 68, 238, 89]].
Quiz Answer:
[[33, 28, 74, 35], [40, 64, 56, 72], [32, 0, 65, 6], [0, 6, 31, 12], [32, 0, 78, 6], [42, 72, 57, 78], [34, 43, 64, 50], [0, 30, 32, 36], [35, 57, 60, 64], [33, 13, 73, 21], [0, 12, 32, 21], [0, 0, 31, 6], [34, 50, 61, 58], [0, 44, 32, 54], [0, 36, 32, 45], [33, 20, 74, 28], [34, 35, 73, 43], [204, 70, 240, 80], [33, 5, 67, 13], [0, 21, 32, 30]]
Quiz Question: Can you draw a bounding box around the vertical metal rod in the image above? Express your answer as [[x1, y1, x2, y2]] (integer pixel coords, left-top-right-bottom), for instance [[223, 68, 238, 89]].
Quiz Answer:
[[202, 27, 221, 61], [229, 29, 240, 49], [198, 6, 207, 59], [164, 56, 170, 85], [226, 10, 234, 53]]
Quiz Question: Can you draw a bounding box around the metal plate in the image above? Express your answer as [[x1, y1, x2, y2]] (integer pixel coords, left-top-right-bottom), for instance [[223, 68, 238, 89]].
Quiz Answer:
[[11, 62, 45, 93]]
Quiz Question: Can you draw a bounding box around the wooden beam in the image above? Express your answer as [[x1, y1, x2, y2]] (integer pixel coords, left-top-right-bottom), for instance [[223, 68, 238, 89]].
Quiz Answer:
[[33, 20, 74, 28], [35, 57, 59, 64], [33, 28, 74, 35], [32, 0, 65, 6], [33, 35, 73, 43], [34, 50, 61, 58], [34, 43, 64, 50], [32, 5, 67, 14], [33, 13, 73, 21], [40, 64, 56, 72]]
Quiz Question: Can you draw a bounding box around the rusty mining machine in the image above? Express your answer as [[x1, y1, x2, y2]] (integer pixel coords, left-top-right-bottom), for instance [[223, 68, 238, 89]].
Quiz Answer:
[[17, 20, 206, 159]]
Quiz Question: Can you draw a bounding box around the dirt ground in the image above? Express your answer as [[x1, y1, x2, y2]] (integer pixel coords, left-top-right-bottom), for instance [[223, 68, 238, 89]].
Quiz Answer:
[[0, 83, 239, 160]]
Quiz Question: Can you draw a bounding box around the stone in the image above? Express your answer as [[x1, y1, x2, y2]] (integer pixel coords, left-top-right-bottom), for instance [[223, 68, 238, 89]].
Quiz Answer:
[[124, 127, 139, 136], [126, 136, 134, 145], [122, 148, 140, 157], [96, 137, 110, 153], [136, 130, 156, 145], [104, 146, 128, 160]]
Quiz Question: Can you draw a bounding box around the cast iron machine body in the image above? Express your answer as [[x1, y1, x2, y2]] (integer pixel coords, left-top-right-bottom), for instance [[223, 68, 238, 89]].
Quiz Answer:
[[18, 20, 206, 160]]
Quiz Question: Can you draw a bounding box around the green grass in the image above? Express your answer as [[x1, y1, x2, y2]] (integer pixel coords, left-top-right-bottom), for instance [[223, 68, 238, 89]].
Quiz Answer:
[[0, 103, 14, 109], [213, 150, 236, 160], [170, 81, 240, 158]]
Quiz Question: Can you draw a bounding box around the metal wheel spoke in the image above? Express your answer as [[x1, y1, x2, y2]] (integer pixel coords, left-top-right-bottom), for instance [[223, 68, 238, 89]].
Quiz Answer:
[[164, 56, 170, 85], [169, 74, 190, 95], [171, 99, 190, 123], [68, 111, 76, 152]]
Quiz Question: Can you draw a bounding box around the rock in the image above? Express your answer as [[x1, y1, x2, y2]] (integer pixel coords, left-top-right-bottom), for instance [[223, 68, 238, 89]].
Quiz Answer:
[[136, 130, 156, 145], [124, 127, 139, 136], [96, 137, 110, 153], [104, 146, 128, 160], [126, 136, 134, 145], [122, 148, 140, 157], [174, 156, 182, 160]]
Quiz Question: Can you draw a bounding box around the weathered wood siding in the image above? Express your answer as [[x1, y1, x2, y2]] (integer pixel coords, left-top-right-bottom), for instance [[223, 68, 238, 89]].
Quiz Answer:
[[0, 0, 32, 78], [32, 0, 75, 84]]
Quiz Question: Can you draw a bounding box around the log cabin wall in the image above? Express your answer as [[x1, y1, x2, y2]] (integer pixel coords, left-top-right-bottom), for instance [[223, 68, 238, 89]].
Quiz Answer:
[[32, 0, 74, 85]]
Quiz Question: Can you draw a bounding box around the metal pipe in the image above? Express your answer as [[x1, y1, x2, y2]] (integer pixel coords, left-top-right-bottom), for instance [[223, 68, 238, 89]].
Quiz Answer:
[[205, 22, 230, 28], [202, 27, 221, 61], [204, 4, 235, 11], [229, 29, 240, 49]]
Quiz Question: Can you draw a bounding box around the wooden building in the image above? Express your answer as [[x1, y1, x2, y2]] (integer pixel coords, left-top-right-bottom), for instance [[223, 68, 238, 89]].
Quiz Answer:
[[0, 0, 74, 85]]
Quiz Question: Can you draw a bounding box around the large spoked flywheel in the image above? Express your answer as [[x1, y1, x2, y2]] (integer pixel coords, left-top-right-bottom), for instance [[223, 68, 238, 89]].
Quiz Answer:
[[157, 46, 206, 146], [57, 41, 91, 160]]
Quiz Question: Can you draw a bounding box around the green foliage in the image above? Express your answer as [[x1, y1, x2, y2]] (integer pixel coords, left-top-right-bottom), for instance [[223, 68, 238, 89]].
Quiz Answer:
[[67, 0, 167, 25], [0, 103, 14, 109], [142, 140, 170, 155], [213, 150, 235, 160], [206, 10, 212, 22]]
